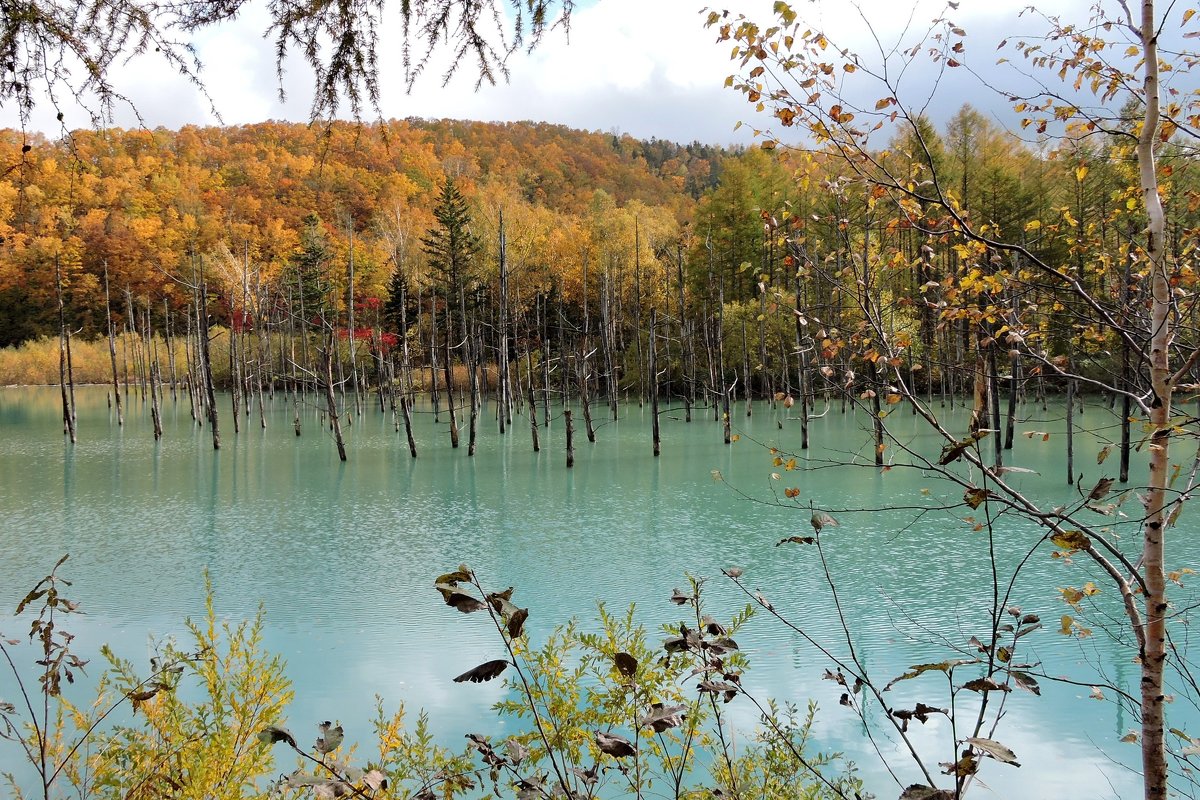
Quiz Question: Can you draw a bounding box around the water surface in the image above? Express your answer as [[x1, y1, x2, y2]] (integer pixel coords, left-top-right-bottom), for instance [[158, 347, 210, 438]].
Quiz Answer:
[[0, 386, 1190, 799]]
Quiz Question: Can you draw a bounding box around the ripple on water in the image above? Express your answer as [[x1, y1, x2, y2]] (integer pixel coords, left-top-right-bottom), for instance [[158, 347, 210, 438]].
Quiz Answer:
[[0, 387, 1172, 799]]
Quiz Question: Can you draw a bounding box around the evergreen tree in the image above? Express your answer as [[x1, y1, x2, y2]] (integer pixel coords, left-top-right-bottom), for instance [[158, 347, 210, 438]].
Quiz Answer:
[[286, 213, 333, 319], [422, 177, 482, 319]]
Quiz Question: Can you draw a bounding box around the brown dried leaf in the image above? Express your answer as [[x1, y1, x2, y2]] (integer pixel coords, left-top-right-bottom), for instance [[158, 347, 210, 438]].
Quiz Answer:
[[315, 721, 344, 754], [434, 565, 473, 585], [362, 770, 387, 791], [962, 677, 1011, 693], [1088, 477, 1116, 501], [1012, 671, 1041, 695], [885, 660, 978, 691], [594, 730, 636, 757], [453, 659, 509, 684], [640, 703, 687, 732], [258, 725, 298, 749], [506, 608, 529, 639], [899, 786, 955, 800], [436, 584, 486, 613], [965, 736, 1021, 766], [614, 652, 638, 678]]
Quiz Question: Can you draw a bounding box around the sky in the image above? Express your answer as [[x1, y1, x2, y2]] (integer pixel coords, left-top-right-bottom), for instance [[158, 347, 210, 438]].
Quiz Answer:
[[14, 0, 1124, 145]]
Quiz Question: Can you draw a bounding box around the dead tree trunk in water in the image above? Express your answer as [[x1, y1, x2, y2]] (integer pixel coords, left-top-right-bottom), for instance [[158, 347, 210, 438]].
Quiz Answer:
[[467, 317, 480, 457], [347, 224, 362, 418], [579, 346, 596, 443], [400, 393, 418, 458], [676, 243, 693, 423], [321, 335, 348, 461], [198, 270, 220, 450], [165, 297, 179, 403], [741, 318, 752, 417], [525, 345, 541, 452], [718, 279, 731, 445], [539, 296, 552, 426], [988, 344, 1003, 468], [650, 308, 660, 457], [55, 256, 76, 443], [428, 298, 441, 423], [794, 273, 810, 450], [145, 302, 162, 440], [103, 262, 123, 426], [497, 210, 512, 434], [565, 408, 574, 468], [184, 304, 198, 422], [442, 304, 460, 448], [601, 264, 618, 421], [229, 304, 242, 436], [633, 219, 645, 407], [1065, 369, 1076, 486]]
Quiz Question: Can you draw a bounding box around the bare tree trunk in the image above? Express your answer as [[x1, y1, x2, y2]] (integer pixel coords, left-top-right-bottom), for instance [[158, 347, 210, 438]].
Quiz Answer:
[[146, 303, 162, 440], [988, 344, 1003, 468], [400, 394, 418, 457], [634, 218, 645, 407], [602, 264, 619, 421], [525, 344, 540, 452], [1120, 255, 1133, 483], [103, 262, 124, 426], [1005, 348, 1019, 452], [429, 297, 441, 423], [565, 408, 574, 468], [198, 270, 220, 450], [184, 304, 198, 422], [468, 319, 480, 457], [498, 210, 511, 434], [540, 295, 552, 427], [229, 304, 242, 436], [795, 281, 811, 450], [347, 223, 362, 418], [442, 305, 459, 448], [676, 243, 693, 423], [321, 336, 347, 461], [165, 297, 178, 402], [1137, 3, 1170, 791], [55, 256, 76, 444], [719, 283, 730, 445], [650, 308, 660, 457], [579, 345, 596, 443], [1065, 371, 1075, 486], [126, 288, 147, 403], [741, 318, 752, 417]]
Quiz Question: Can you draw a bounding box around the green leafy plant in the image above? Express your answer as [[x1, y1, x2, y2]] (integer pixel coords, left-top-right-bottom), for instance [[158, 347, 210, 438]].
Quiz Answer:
[[0, 558, 291, 800], [427, 565, 861, 800]]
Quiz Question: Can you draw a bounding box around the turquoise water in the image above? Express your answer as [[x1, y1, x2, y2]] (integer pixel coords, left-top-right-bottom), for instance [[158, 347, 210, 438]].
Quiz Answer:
[[0, 385, 1192, 798]]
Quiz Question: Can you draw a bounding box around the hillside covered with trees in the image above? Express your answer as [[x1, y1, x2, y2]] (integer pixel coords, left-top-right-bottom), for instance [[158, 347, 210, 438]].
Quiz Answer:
[[0, 119, 728, 346], [4, 110, 1197, 417]]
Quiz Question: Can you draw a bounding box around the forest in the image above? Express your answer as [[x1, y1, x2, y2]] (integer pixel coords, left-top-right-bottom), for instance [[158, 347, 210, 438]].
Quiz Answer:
[[2, 108, 1197, 466]]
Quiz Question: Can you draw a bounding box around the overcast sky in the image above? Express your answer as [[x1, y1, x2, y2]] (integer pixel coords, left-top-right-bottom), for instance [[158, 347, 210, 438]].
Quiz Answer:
[[16, 0, 1132, 145]]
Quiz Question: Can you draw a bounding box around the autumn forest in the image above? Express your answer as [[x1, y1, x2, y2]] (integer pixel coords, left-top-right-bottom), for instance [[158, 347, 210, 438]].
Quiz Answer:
[[4, 108, 1196, 461]]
